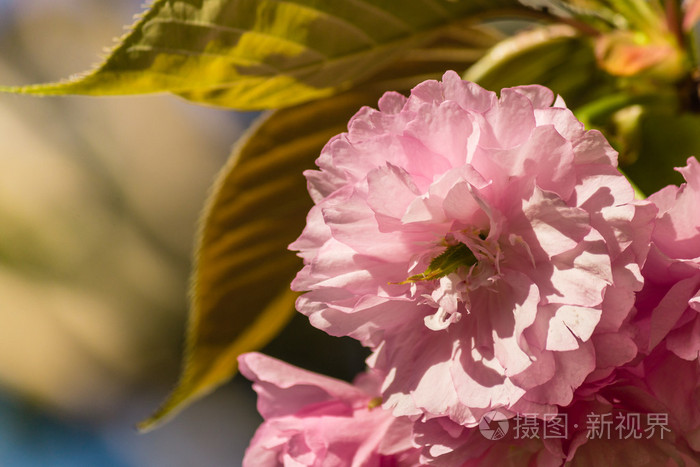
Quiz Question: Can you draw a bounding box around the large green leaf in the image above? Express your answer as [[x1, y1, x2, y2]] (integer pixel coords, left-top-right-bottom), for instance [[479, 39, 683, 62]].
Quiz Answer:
[[137, 89, 387, 431], [2, 0, 525, 110], [138, 13, 504, 430]]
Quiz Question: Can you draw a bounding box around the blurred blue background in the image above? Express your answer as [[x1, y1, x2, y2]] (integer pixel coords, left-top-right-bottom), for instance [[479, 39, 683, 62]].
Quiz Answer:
[[0, 1, 263, 465]]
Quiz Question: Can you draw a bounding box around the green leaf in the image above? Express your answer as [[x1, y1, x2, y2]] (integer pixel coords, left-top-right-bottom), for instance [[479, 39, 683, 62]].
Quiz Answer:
[[623, 111, 700, 194], [464, 23, 613, 107], [2, 0, 525, 110], [137, 7, 504, 431], [137, 89, 387, 431]]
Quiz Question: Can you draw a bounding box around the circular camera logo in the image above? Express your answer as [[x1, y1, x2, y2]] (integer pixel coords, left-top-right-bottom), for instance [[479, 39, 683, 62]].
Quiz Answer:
[[479, 410, 509, 440]]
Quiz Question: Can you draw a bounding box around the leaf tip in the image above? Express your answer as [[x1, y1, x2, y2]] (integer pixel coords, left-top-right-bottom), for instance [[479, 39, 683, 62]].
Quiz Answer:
[[135, 368, 227, 433]]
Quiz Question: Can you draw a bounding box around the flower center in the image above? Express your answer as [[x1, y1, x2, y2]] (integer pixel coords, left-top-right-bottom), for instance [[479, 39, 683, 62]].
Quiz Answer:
[[402, 231, 489, 285], [403, 242, 477, 283], [405, 232, 498, 331]]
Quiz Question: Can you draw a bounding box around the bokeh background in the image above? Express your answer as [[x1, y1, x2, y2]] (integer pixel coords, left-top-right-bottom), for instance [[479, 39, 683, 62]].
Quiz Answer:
[[0, 0, 265, 464], [0, 0, 373, 464]]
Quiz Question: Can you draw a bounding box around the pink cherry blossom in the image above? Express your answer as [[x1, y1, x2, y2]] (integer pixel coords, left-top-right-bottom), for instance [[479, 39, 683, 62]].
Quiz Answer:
[[290, 71, 655, 427], [238, 352, 420, 466], [630, 345, 700, 454], [415, 376, 700, 466], [634, 157, 700, 361]]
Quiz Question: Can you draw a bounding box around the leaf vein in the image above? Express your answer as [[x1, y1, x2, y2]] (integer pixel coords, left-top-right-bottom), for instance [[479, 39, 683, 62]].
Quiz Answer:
[[125, 44, 282, 73], [140, 17, 330, 59]]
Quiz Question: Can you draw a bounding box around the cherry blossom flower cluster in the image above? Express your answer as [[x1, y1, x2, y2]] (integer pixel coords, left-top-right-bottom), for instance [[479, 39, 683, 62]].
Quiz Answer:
[[240, 71, 700, 465]]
